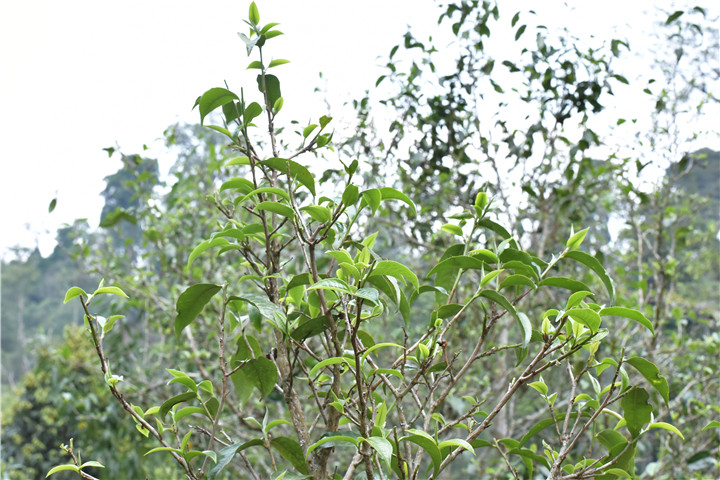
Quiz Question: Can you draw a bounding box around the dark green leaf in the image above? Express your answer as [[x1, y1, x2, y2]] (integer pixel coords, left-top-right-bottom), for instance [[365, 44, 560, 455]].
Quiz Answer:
[[621, 387, 652, 438], [515, 25, 527, 41], [174, 284, 223, 339], [48, 198, 57, 213], [242, 357, 278, 398], [665, 10, 684, 24], [260, 157, 315, 195], [257, 74, 281, 108], [539, 277, 591, 293], [159, 391, 197, 419], [291, 316, 330, 341], [271, 437, 309, 474], [478, 290, 529, 346]]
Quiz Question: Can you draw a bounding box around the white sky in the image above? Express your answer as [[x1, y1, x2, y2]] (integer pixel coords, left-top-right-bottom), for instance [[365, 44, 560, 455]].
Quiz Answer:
[[0, 1, 715, 259]]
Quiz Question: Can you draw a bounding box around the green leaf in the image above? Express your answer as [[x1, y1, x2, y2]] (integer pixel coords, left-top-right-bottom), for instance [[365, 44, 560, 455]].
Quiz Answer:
[[665, 10, 684, 24], [362, 436, 393, 470], [301, 205, 332, 223], [271, 437, 309, 474], [174, 284, 223, 339], [369, 260, 419, 291], [566, 227, 589, 250], [247, 60, 264, 70], [256, 201, 295, 218], [187, 238, 230, 270], [342, 184, 360, 206], [159, 391, 197, 419], [197, 87, 239, 125], [648, 422, 684, 440], [478, 290, 529, 347], [260, 157, 315, 195], [362, 189, 382, 214], [564, 250, 615, 300], [539, 277, 591, 293], [438, 438, 475, 456], [208, 441, 263, 479], [291, 317, 329, 341], [46, 464, 80, 476], [621, 387, 653, 438], [480, 269, 504, 288], [528, 380, 548, 396], [441, 224, 464, 236], [308, 278, 355, 295], [355, 287, 380, 305], [268, 59, 290, 68], [307, 434, 359, 456], [64, 286, 87, 304], [242, 357, 278, 398], [428, 255, 485, 276], [599, 307, 653, 335], [308, 356, 354, 378], [48, 198, 57, 213], [243, 102, 263, 125], [248, 1, 260, 24], [566, 291, 594, 310], [567, 308, 602, 333], [379, 187, 417, 217], [703, 420, 720, 431], [303, 124, 318, 139], [515, 24, 527, 41], [220, 176, 254, 192], [499, 274, 536, 290], [625, 357, 669, 405], [319, 115, 332, 128], [401, 429, 441, 476], [257, 74, 282, 108]]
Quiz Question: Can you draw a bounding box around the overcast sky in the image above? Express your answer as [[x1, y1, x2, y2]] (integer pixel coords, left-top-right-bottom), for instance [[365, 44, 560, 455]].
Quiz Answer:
[[1, 1, 715, 259]]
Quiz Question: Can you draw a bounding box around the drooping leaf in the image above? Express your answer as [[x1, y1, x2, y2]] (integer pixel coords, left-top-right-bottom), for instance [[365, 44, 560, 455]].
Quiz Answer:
[[564, 250, 615, 300], [174, 284, 223, 339], [270, 437, 308, 474], [363, 436, 394, 470], [187, 238, 230, 270], [648, 422, 684, 440], [260, 157, 315, 195], [625, 357, 669, 405], [599, 307, 653, 335], [379, 187, 417, 217], [478, 290, 529, 347], [401, 429, 442, 476], [291, 316, 330, 341]]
